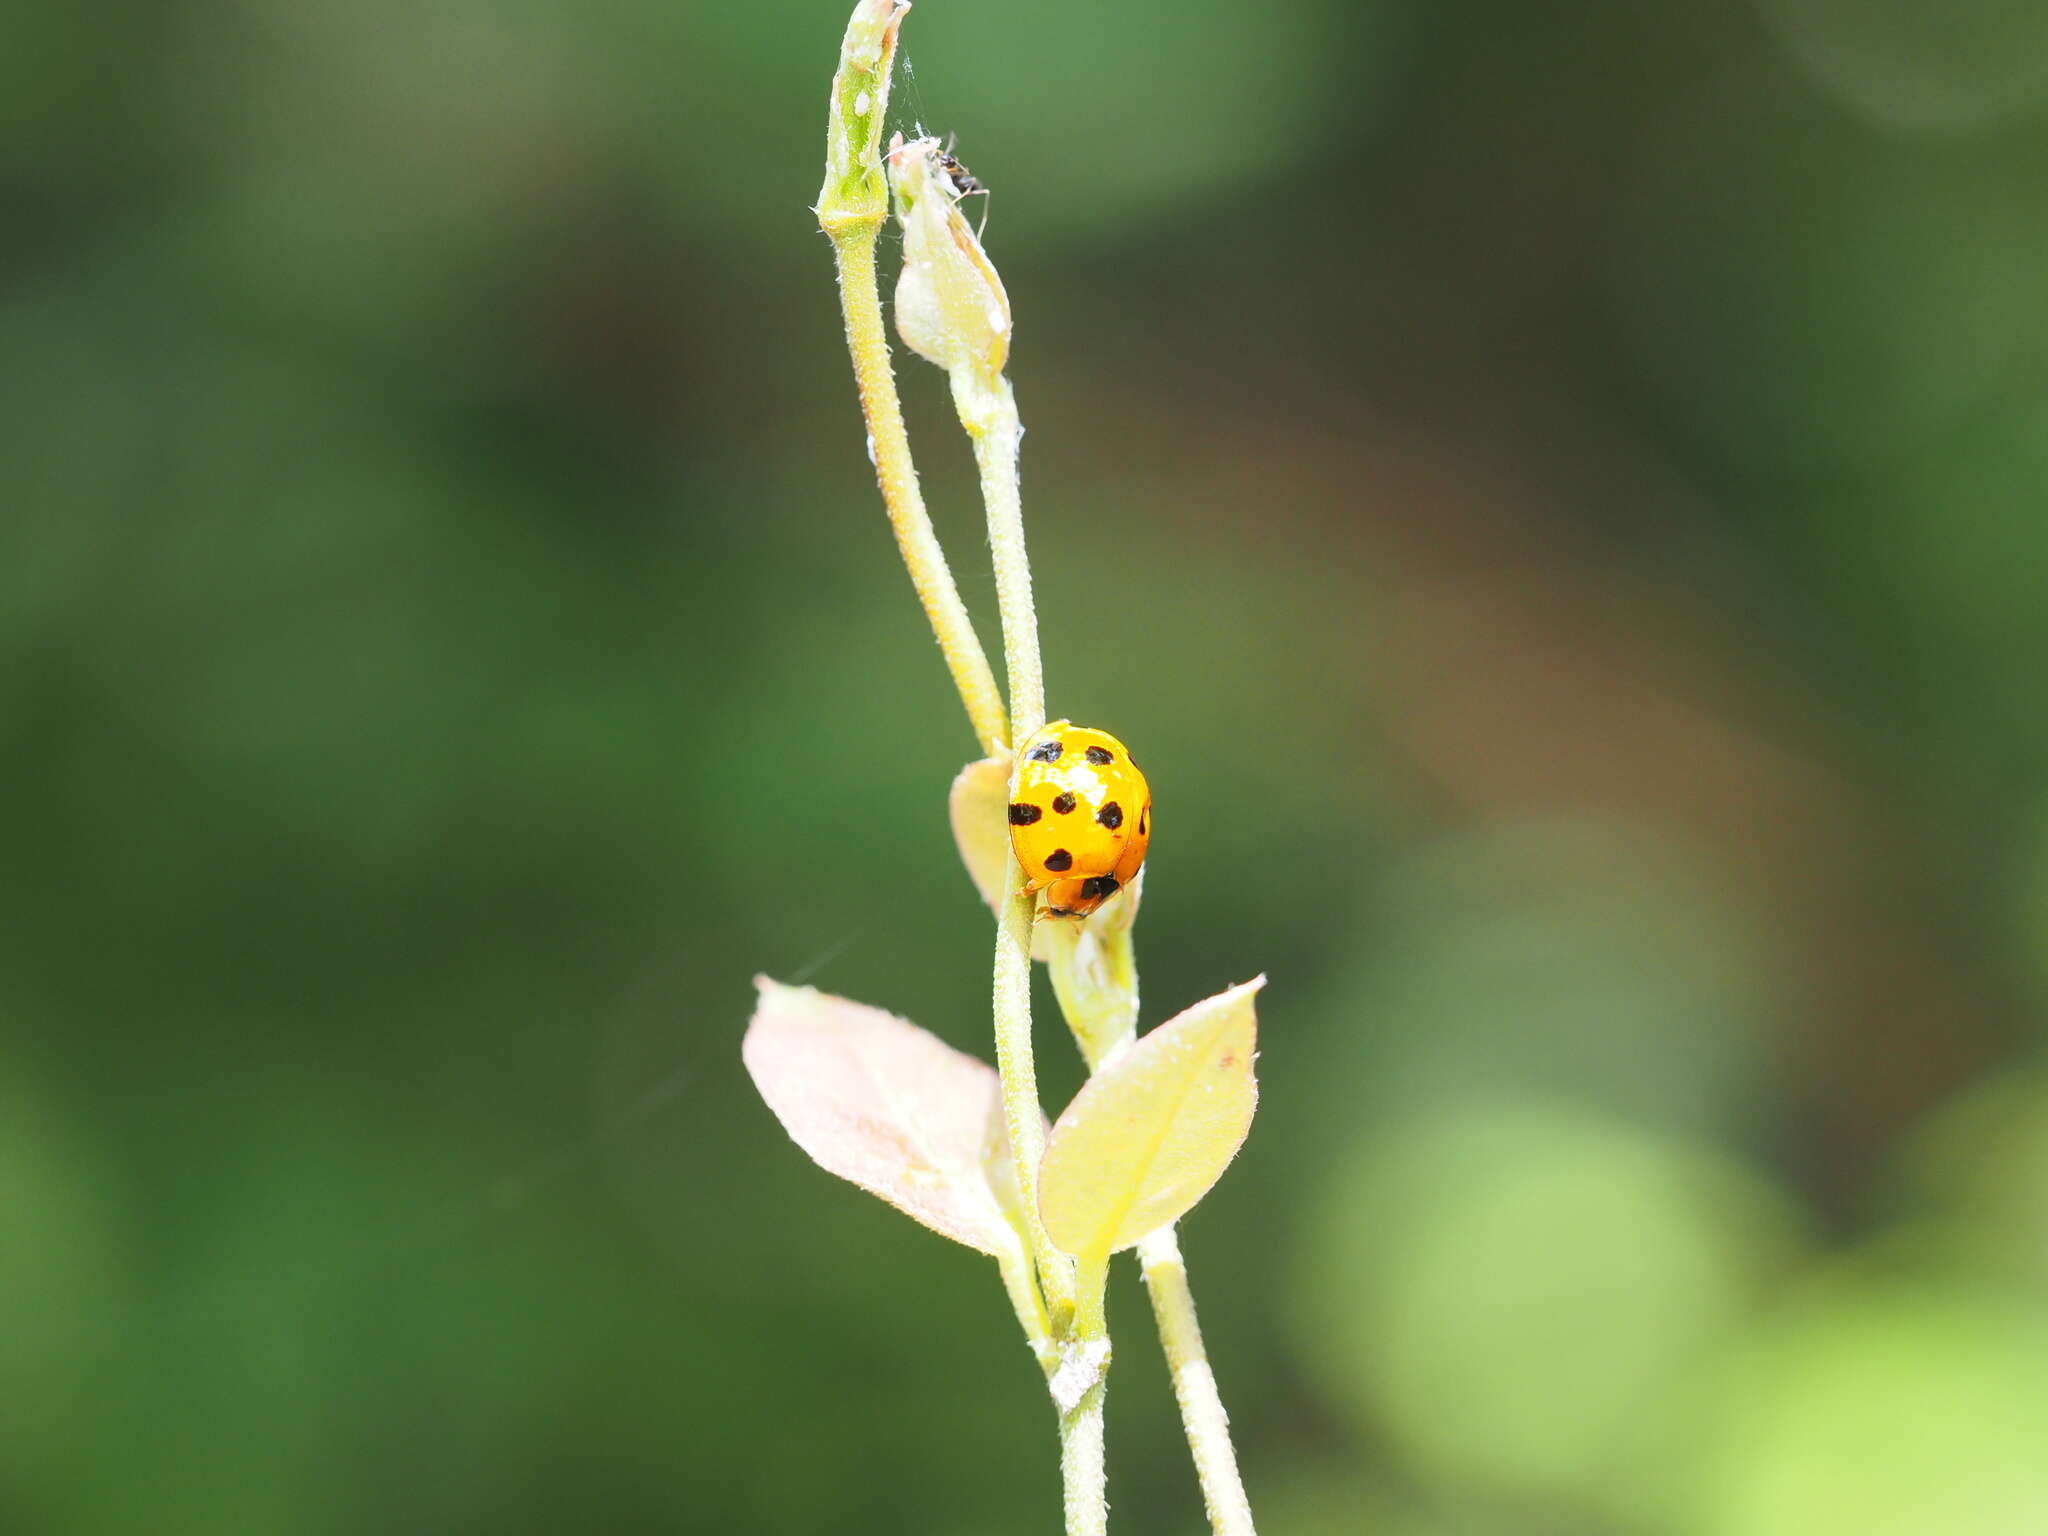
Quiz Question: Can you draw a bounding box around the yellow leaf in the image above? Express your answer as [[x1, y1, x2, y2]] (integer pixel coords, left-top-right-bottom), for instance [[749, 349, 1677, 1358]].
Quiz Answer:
[[1038, 978, 1265, 1262], [949, 756, 1011, 913]]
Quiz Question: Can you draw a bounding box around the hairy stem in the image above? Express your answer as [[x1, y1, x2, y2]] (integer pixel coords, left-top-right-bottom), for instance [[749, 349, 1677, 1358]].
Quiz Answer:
[[830, 233, 1010, 754], [958, 372, 1043, 739], [1059, 1380, 1107, 1536], [1054, 1254, 1112, 1536], [1056, 932, 1255, 1532], [818, 0, 1005, 755], [1139, 1227, 1255, 1535], [820, 11, 1100, 1533], [993, 874, 1075, 1329], [999, 1247, 1059, 1375], [973, 384, 1101, 1530]]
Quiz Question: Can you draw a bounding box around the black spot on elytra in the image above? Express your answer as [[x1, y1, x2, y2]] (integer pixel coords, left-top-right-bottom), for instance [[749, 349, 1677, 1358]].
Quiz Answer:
[[1051, 792, 1077, 815], [1028, 739, 1063, 763], [1138, 806, 1149, 835], [1043, 848, 1073, 872], [1084, 745, 1114, 765], [1096, 802, 1123, 830], [1079, 874, 1120, 900], [1008, 802, 1041, 825]]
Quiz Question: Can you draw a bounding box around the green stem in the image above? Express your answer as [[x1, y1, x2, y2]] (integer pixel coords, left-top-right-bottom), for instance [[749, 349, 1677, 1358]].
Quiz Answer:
[[957, 372, 1043, 739], [1057, 1254, 1111, 1536], [963, 325, 1099, 1535], [819, 11, 1100, 1533], [1050, 914, 1255, 1534], [999, 1247, 1059, 1376], [829, 232, 1010, 755], [818, 2, 1007, 756], [1138, 1227, 1255, 1535], [994, 875, 1076, 1329], [1059, 1379, 1108, 1536]]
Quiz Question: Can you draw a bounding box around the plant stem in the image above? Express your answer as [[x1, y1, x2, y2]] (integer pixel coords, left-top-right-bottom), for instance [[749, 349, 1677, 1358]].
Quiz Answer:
[[818, 0, 1006, 756], [993, 874, 1075, 1328], [830, 231, 1010, 754], [999, 1247, 1059, 1375], [820, 13, 1104, 1533], [1051, 918, 1255, 1533], [958, 372, 1043, 739], [1059, 1379, 1108, 1536], [815, 0, 1007, 753], [937, 210, 1073, 1335], [968, 372, 1103, 1529], [1138, 1227, 1256, 1536], [1058, 1254, 1112, 1536]]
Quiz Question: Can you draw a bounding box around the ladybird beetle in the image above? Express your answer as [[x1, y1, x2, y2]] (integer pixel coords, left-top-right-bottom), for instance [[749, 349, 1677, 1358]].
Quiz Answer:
[[1006, 721, 1151, 919]]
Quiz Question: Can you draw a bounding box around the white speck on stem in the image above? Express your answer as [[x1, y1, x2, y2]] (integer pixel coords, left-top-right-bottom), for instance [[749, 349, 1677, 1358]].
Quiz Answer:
[[853, 90, 872, 115], [865, 432, 878, 465], [1051, 1338, 1111, 1415]]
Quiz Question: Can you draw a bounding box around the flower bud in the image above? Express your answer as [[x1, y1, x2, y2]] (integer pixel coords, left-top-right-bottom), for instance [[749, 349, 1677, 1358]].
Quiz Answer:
[[888, 134, 1012, 380]]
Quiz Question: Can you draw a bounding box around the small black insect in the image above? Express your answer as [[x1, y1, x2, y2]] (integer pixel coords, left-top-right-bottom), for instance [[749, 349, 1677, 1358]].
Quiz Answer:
[[936, 149, 983, 197], [935, 137, 991, 236]]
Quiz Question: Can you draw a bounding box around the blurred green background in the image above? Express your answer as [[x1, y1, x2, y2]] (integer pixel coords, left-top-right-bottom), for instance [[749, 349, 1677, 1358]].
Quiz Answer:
[[8, 0, 2048, 1531]]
